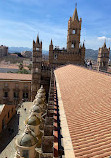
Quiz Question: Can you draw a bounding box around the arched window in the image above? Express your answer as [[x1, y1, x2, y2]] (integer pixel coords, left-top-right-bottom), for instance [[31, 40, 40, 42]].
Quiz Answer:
[[72, 29, 76, 34], [54, 54, 57, 59], [71, 42, 76, 48]]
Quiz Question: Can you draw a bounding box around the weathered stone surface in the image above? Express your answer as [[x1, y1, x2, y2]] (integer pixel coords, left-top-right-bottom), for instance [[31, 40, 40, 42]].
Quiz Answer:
[[42, 136, 54, 153], [45, 117, 54, 125], [47, 105, 54, 110], [44, 125, 54, 136], [47, 110, 54, 117], [40, 153, 53, 158]]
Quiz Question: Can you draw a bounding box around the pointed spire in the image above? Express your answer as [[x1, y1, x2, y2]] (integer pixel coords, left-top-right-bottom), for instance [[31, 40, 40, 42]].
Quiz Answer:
[[103, 40, 106, 48], [36, 34, 39, 44], [33, 40, 35, 45], [51, 39, 53, 45], [83, 40, 85, 47], [40, 41, 42, 47], [72, 3, 79, 21]]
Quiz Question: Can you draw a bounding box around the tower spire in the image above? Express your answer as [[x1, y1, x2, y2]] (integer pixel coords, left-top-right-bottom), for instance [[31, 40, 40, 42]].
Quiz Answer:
[[51, 39, 53, 45], [36, 33, 39, 43], [103, 39, 106, 48], [72, 3, 79, 21]]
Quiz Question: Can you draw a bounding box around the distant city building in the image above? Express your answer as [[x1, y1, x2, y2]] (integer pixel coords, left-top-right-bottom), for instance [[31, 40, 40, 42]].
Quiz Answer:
[[97, 42, 110, 71], [0, 45, 8, 57], [23, 60, 32, 66], [0, 73, 32, 105], [1, 60, 10, 65], [21, 51, 32, 58], [10, 53, 18, 57]]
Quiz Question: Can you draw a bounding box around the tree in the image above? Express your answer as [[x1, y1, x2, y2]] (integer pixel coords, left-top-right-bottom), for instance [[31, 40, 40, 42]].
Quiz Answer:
[[19, 63, 23, 70], [18, 69, 30, 74], [28, 64, 32, 71]]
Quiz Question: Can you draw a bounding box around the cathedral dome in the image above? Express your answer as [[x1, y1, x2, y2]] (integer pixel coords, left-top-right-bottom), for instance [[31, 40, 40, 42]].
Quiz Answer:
[[17, 128, 38, 147], [36, 92, 46, 99], [32, 105, 42, 114], [26, 115, 40, 126], [33, 98, 44, 106], [38, 85, 45, 93]]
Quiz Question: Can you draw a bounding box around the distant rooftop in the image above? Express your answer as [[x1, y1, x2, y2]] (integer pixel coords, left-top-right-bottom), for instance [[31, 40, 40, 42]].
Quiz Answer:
[[0, 45, 8, 48], [55, 65, 111, 157], [0, 73, 32, 81]]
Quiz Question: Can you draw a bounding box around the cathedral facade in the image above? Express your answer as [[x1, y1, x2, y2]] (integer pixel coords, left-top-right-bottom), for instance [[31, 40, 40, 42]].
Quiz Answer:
[[31, 6, 85, 100]]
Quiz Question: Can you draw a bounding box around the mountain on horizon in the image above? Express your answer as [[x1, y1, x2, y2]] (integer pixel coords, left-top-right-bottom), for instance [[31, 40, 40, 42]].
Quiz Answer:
[[8, 47, 48, 55], [8, 47, 111, 61]]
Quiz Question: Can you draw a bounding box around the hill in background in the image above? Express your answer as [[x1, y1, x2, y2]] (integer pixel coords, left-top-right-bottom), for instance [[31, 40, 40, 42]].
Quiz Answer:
[[8, 47, 111, 61]]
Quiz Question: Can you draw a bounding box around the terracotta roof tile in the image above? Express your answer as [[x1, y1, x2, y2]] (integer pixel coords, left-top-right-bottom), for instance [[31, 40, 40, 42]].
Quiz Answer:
[[54, 65, 111, 157], [0, 73, 32, 81]]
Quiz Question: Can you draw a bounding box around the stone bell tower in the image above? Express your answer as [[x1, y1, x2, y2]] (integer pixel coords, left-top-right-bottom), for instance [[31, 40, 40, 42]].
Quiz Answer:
[[97, 42, 110, 71], [31, 35, 42, 101], [67, 4, 82, 53]]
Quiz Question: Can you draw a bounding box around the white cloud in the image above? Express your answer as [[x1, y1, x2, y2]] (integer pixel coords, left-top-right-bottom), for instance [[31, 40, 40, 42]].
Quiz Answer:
[[97, 36, 111, 41]]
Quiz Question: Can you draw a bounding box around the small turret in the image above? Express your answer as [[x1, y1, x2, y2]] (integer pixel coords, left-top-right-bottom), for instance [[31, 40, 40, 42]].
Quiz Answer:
[[33, 40, 35, 45], [49, 39, 53, 64], [51, 39, 53, 45], [83, 41, 85, 48], [40, 41, 42, 47], [103, 40, 106, 48]]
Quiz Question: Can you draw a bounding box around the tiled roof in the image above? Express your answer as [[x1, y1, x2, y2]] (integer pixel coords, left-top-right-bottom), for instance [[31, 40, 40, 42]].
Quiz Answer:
[[0, 73, 32, 81], [54, 65, 111, 157]]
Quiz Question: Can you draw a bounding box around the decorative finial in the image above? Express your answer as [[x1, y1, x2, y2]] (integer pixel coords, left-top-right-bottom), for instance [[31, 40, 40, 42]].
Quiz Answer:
[[75, 3, 77, 8], [103, 39, 106, 48], [51, 39, 53, 45], [41, 85, 43, 89], [83, 40, 85, 47], [37, 33, 39, 43]]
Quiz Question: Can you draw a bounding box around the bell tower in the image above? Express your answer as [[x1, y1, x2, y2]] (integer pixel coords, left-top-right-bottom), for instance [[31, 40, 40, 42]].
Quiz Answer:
[[97, 42, 110, 71], [31, 35, 42, 101], [67, 4, 82, 53]]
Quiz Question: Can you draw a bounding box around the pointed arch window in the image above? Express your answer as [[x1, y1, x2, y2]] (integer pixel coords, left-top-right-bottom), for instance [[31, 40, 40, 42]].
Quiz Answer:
[[71, 42, 76, 48], [72, 29, 76, 34]]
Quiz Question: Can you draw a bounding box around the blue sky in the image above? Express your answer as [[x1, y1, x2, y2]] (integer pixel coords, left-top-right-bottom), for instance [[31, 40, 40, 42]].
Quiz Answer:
[[0, 0, 111, 50]]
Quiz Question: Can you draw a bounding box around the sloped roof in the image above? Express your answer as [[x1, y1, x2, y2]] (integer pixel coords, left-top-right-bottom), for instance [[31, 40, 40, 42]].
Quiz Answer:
[[55, 65, 111, 157], [0, 73, 32, 81]]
